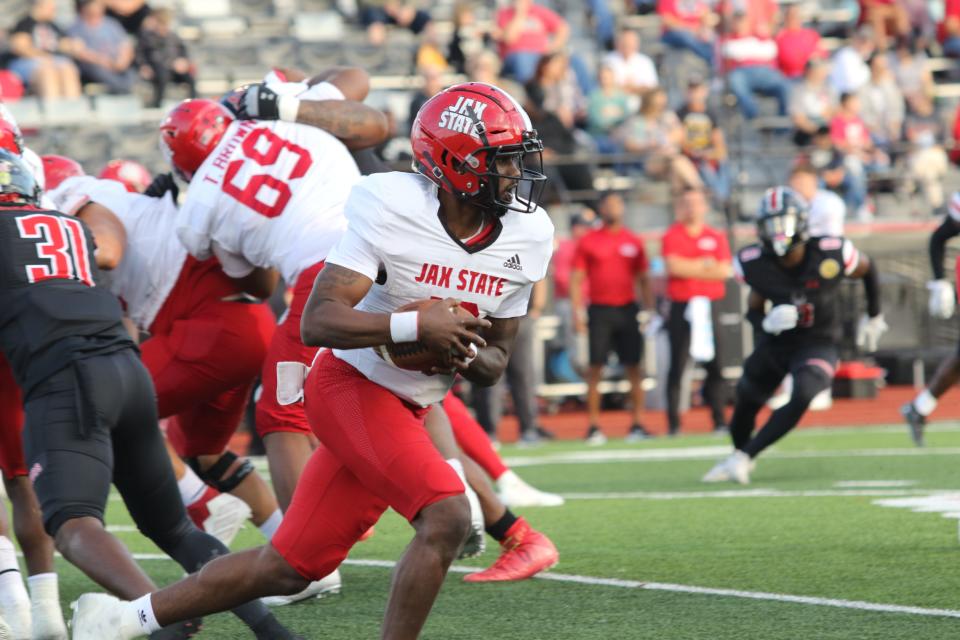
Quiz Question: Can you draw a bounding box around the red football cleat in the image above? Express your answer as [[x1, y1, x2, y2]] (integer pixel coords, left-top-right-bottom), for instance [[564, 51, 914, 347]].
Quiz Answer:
[[463, 517, 558, 583]]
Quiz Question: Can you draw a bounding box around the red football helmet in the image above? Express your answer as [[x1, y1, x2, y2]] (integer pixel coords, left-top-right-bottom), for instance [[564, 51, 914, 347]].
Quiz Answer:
[[411, 82, 545, 214], [41, 155, 85, 191], [99, 159, 152, 193], [0, 119, 24, 155], [159, 99, 233, 182]]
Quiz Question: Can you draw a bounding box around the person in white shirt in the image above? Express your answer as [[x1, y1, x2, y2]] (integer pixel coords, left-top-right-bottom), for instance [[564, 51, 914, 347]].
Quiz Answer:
[[789, 163, 846, 237], [602, 29, 659, 95], [829, 25, 875, 95]]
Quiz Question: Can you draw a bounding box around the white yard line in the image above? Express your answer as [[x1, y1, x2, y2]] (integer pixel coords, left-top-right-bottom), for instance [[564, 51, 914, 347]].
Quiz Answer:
[[560, 488, 953, 500], [834, 480, 916, 488]]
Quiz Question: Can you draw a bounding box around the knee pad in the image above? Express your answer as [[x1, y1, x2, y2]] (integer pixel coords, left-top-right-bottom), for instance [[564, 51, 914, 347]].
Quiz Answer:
[[187, 452, 254, 493]]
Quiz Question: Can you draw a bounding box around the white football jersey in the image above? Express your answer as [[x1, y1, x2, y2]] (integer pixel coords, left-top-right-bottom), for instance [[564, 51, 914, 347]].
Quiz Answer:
[[176, 81, 357, 284], [326, 172, 554, 407], [48, 176, 187, 331]]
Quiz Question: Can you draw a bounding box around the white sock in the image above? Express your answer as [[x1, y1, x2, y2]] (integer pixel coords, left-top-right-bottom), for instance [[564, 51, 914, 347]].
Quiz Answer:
[[0, 536, 30, 628], [914, 389, 938, 417], [122, 594, 161, 635], [258, 509, 283, 541], [177, 466, 208, 506], [496, 469, 518, 489], [27, 571, 59, 603]]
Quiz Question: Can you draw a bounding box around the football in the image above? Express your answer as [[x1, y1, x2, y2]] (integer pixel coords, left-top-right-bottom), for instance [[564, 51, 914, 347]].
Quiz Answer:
[[376, 299, 475, 372]]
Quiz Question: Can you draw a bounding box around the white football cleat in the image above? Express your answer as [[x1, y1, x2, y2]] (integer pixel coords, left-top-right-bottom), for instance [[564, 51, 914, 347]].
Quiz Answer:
[[261, 569, 342, 606], [70, 594, 129, 640], [701, 451, 752, 485], [0, 586, 31, 640], [202, 493, 251, 547], [30, 599, 67, 640], [497, 471, 564, 508], [0, 615, 13, 640], [459, 483, 486, 559]]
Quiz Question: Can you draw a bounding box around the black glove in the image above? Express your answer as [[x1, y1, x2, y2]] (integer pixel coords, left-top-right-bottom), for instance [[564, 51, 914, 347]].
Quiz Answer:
[[235, 83, 281, 121], [143, 172, 179, 200]]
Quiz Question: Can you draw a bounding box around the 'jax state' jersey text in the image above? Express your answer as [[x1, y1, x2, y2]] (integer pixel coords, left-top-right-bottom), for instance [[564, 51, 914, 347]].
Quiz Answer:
[[176, 81, 358, 284], [326, 172, 554, 407], [736, 236, 860, 344]]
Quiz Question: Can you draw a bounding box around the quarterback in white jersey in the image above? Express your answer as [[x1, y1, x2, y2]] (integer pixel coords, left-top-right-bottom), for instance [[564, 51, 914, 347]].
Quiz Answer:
[[69, 82, 556, 640]]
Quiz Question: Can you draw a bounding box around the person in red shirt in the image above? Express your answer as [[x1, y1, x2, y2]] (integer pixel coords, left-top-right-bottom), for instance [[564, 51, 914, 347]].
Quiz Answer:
[[721, 11, 790, 120], [775, 4, 823, 79], [658, 0, 716, 64], [941, 0, 960, 58], [494, 0, 569, 84], [662, 188, 732, 435], [858, 0, 908, 48], [571, 192, 655, 444]]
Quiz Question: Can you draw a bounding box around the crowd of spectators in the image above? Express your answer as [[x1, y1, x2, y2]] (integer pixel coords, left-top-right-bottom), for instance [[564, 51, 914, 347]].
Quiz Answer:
[[0, 0, 195, 106]]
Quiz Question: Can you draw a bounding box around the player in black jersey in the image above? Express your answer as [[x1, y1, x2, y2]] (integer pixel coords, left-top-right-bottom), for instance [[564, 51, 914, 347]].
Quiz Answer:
[[703, 187, 887, 484], [0, 150, 302, 640], [902, 192, 960, 446]]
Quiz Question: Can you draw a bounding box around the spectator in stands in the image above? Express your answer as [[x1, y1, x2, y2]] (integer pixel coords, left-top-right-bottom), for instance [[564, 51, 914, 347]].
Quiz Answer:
[[447, 1, 481, 75], [69, 0, 136, 95], [662, 187, 731, 435], [360, 1, 432, 47], [830, 92, 885, 219], [586, 64, 631, 153], [721, 11, 791, 120], [893, 38, 934, 117], [524, 83, 595, 202], [602, 28, 659, 96], [104, 0, 150, 36], [6, 0, 83, 100], [830, 25, 874, 94], [858, 53, 904, 152], [805, 125, 859, 211], [718, 0, 779, 37], [790, 59, 837, 146], [571, 191, 655, 445], [615, 87, 704, 194], [529, 53, 586, 130], [495, 0, 569, 85], [657, 0, 716, 64], [677, 77, 730, 202], [466, 50, 524, 101], [903, 97, 948, 211], [940, 0, 960, 58], [136, 8, 194, 107], [788, 163, 846, 237], [775, 3, 824, 80], [407, 65, 444, 132], [858, 0, 909, 49]]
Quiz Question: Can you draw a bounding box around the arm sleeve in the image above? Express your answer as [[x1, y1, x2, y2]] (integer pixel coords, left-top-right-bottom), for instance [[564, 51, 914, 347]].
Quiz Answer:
[[491, 282, 534, 319], [862, 257, 881, 317], [930, 217, 960, 280]]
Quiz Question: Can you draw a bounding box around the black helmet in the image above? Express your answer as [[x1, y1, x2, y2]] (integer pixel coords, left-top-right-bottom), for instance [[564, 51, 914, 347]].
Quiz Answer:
[[757, 186, 809, 257], [0, 149, 40, 207]]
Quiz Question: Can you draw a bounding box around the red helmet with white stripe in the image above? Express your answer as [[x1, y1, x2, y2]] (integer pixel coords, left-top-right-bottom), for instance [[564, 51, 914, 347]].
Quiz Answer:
[[159, 99, 233, 182], [41, 155, 85, 191], [757, 186, 809, 257], [411, 82, 545, 214], [99, 159, 152, 193]]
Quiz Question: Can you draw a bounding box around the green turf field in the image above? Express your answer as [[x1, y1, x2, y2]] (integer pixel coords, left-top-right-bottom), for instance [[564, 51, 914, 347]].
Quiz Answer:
[[12, 422, 960, 638]]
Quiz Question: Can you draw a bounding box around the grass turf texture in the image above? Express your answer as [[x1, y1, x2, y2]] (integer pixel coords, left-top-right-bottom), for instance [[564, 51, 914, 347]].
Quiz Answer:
[[9, 423, 960, 638]]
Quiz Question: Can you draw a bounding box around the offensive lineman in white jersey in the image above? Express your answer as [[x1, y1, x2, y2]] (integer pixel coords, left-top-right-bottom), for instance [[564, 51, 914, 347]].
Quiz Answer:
[[72, 82, 554, 640], [164, 68, 388, 518]]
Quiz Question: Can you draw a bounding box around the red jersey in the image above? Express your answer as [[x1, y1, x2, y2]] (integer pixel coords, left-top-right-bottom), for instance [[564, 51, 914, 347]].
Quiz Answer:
[[775, 28, 822, 78], [495, 5, 564, 57], [940, 0, 960, 43], [573, 226, 647, 306], [662, 223, 730, 302], [658, 0, 710, 32]]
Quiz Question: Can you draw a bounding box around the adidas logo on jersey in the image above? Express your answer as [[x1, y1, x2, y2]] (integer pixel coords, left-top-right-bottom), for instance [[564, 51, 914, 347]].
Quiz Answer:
[[504, 254, 522, 271]]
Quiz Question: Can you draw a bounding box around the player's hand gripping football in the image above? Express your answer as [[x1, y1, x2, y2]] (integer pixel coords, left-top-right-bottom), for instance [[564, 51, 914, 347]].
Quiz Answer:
[[419, 298, 491, 374], [761, 304, 798, 335], [235, 83, 283, 121]]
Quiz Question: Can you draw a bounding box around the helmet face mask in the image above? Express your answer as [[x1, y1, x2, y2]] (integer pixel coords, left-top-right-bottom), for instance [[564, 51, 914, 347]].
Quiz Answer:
[[412, 82, 548, 216], [757, 186, 809, 258], [0, 149, 41, 207]]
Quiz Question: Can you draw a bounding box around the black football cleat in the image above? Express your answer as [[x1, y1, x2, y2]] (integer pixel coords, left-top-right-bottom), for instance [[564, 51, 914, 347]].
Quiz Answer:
[[901, 402, 926, 447]]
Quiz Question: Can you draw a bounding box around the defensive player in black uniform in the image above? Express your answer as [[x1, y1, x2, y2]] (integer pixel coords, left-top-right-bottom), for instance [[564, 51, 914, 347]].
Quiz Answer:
[[901, 192, 960, 446], [703, 187, 887, 484], [0, 150, 302, 639]]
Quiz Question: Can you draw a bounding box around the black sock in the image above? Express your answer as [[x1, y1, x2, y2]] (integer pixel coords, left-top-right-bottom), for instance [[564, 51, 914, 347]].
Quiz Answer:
[[486, 509, 519, 542]]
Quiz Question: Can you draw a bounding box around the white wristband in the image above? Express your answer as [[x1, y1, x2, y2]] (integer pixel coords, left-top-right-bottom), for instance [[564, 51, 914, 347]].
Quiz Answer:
[[278, 95, 301, 122], [390, 311, 419, 343]]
